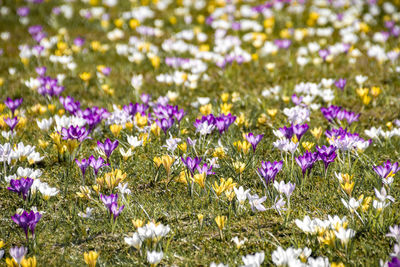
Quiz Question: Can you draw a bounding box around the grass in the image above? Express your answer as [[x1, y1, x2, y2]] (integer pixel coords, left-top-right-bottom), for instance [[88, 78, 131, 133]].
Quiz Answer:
[[1, 0, 400, 266]]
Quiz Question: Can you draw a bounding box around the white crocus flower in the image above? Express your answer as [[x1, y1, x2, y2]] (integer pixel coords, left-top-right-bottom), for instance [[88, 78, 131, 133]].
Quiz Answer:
[[147, 250, 163, 265], [234, 186, 250, 205], [124, 232, 142, 250], [335, 227, 355, 245], [241, 251, 265, 267]]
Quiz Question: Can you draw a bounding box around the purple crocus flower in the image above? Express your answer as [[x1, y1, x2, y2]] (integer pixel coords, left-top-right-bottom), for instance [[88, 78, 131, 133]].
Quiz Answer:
[[61, 125, 90, 142], [181, 156, 202, 175], [79, 106, 109, 131], [316, 145, 337, 170], [35, 66, 46, 76], [74, 37, 85, 47], [174, 108, 186, 123], [110, 202, 125, 221], [274, 39, 292, 49], [335, 78, 347, 90], [291, 94, 303, 105], [52, 6, 61, 15], [318, 49, 330, 61], [17, 7, 30, 17], [344, 111, 360, 125], [293, 124, 309, 141], [156, 118, 174, 134], [4, 116, 19, 132], [97, 138, 119, 159], [89, 155, 108, 176], [246, 133, 264, 152], [37, 75, 64, 98], [75, 158, 89, 177], [33, 45, 44, 56], [296, 151, 318, 177], [101, 67, 111, 76], [59, 96, 81, 115], [28, 25, 43, 36], [100, 194, 124, 220], [373, 160, 400, 179], [388, 257, 400, 267], [257, 161, 283, 185], [100, 193, 119, 210], [12, 210, 42, 240], [215, 113, 236, 134], [279, 125, 294, 139], [8, 177, 34, 200], [4, 98, 23, 115], [140, 93, 151, 104], [196, 163, 215, 175], [320, 105, 341, 122]]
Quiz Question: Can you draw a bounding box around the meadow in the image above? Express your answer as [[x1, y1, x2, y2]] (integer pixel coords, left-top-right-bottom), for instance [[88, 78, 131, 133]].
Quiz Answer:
[[0, 0, 400, 266]]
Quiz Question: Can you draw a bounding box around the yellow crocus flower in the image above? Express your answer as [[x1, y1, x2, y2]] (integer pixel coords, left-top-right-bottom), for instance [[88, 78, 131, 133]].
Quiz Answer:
[[21, 256, 36, 267], [200, 104, 212, 115], [341, 181, 355, 195], [215, 215, 227, 230], [220, 103, 232, 115], [84, 251, 99, 267], [193, 172, 206, 188], [132, 218, 144, 228], [161, 155, 174, 176], [110, 124, 123, 137]]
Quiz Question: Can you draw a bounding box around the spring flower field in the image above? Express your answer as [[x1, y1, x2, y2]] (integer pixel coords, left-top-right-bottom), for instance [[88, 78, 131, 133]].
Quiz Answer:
[[1, 0, 400, 266]]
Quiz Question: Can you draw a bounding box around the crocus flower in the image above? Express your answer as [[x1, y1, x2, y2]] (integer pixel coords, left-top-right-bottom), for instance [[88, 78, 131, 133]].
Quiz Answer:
[[296, 152, 318, 177], [247, 193, 267, 212], [74, 37, 85, 47], [89, 155, 108, 176], [110, 202, 125, 221], [274, 39, 292, 49], [215, 113, 236, 134], [35, 66, 46, 76], [4, 97, 23, 115], [373, 160, 400, 184], [59, 96, 81, 115], [100, 194, 124, 221], [76, 158, 89, 177], [181, 156, 202, 175], [9, 246, 27, 265], [316, 145, 337, 170], [17, 7, 30, 17], [321, 105, 341, 122], [279, 126, 294, 139], [141, 93, 151, 104], [388, 257, 400, 267], [97, 138, 119, 159], [8, 177, 34, 200], [293, 124, 309, 141], [100, 193, 119, 210], [291, 94, 303, 105], [12, 210, 42, 240], [257, 161, 283, 185], [61, 125, 90, 142], [335, 78, 347, 90], [4, 116, 19, 132], [156, 118, 174, 134], [273, 180, 296, 200], [272, 196, 287, 215], [196, 163, 215, 175], [246, 133, 264, 152], [174, 108, 186, 123], [345, 111, 360, 125], [318, 49, 330, 61]]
